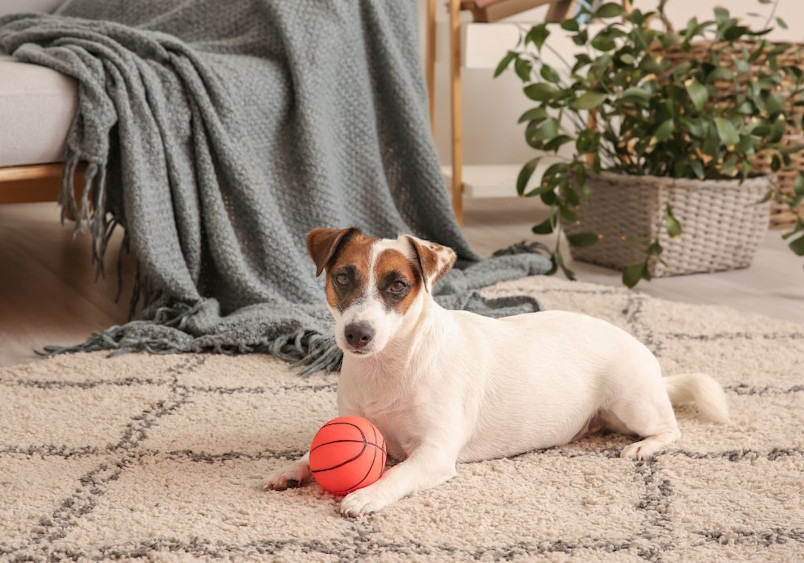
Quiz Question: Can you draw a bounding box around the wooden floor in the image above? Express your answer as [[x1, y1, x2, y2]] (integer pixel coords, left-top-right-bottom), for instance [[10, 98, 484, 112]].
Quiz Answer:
[[1, 199, 802, 367]]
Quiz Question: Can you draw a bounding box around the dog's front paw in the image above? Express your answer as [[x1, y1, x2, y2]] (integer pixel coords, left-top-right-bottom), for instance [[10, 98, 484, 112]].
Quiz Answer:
[[340, 486, 391, 517], [263, 461, 312, 491]]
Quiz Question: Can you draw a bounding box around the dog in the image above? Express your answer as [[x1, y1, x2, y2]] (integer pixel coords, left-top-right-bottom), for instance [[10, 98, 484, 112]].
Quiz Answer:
[[263, 227, 729, 516]]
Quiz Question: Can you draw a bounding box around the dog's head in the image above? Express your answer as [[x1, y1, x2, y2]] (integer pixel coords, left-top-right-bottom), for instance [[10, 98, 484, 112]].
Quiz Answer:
[[306, 227, 456, 358]]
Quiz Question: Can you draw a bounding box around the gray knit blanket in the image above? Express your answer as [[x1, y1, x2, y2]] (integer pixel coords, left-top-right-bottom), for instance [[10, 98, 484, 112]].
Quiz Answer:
[[0, 0, 550, 372]]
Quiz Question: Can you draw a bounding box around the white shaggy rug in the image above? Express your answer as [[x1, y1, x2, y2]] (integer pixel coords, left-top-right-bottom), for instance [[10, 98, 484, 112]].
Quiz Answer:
[[1, 276, 802, 562]]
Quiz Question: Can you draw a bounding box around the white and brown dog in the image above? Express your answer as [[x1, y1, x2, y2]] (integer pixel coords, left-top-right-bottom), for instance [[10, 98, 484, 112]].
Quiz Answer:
[[263, 227, 729, 516]]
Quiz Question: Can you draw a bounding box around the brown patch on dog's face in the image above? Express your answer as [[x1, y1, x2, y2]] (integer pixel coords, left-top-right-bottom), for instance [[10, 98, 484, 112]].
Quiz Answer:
[[373, 249, 422, 315], [324, 232, 375, 312]]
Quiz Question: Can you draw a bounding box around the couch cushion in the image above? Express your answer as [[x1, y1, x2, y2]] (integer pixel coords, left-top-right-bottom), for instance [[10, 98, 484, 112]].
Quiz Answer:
[[0, 54, 77, 167]]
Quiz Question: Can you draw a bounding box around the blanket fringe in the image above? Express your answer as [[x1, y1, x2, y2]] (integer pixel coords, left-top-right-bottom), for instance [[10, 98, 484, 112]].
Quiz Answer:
[[38, 302, 342, 375], [58, 152, 148, 318], [267, 329, 342, 375], [492, 240, 552, 257]]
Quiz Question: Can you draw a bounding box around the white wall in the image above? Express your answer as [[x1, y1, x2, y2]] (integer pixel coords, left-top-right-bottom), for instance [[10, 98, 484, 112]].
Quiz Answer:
[[0, 0, 65, 17], [421, 0, 804, 168]]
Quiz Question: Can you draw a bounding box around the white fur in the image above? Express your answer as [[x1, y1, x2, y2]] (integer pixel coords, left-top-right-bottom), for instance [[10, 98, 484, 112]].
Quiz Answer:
[[264, 235, 730, 516]]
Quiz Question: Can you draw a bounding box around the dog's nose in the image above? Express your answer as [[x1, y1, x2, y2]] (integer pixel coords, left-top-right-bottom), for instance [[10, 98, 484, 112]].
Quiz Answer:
[[344, 322, 374, 349]]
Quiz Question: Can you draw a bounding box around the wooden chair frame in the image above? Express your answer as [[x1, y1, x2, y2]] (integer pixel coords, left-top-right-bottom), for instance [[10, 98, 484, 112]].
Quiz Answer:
[[425, 0, 575, 225]]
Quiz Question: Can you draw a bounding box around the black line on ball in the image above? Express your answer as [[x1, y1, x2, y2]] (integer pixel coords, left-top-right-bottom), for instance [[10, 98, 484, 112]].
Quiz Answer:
[[311, 439, 384, 453], [334, 423, 383, 494], [311, 422, 367, 473], [324, 421, 387, 457], [310, 421, 388, 474]]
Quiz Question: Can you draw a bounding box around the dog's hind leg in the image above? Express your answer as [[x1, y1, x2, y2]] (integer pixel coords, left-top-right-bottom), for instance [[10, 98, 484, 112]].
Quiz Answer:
[[608, 392, 681, 460]]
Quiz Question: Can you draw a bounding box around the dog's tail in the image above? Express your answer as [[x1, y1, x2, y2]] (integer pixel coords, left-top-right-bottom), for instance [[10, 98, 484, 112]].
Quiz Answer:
[[664, 373, 729, 424]]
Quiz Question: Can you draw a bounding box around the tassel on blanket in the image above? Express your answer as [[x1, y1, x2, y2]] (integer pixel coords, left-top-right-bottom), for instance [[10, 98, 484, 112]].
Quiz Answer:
[[492, 240, 552, 258], [267, 329, 343, 375], [39, 303, 342, 375]]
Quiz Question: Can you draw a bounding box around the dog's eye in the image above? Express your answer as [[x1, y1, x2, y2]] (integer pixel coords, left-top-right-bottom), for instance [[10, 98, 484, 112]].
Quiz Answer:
[[388, 280, 407, 294], [334, 273, 349, 286]]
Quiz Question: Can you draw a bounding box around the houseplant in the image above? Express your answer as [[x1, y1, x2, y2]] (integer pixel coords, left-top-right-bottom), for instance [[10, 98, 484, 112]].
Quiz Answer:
[[497, 0, 804, 286]]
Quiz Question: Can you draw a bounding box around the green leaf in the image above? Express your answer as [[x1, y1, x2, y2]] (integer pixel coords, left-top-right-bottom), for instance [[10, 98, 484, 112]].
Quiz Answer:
[[685, 78, 708, 111], [559, 203, 577, 222], [567, 232, 601, 248], [570, 91, 607, 110], [765, 94, 785, 115], [714, 117, 740, 146], [540, 64, 561, 83], [572, 30, 589, 46], [690, 159, 705, 179], [544, 134, 572, 151], [494, 51, 516, 78], [769, 117, 786, 143], [724, 25, 749, 41], [654, 119, 674, 142], [622, 263, 646, 288], [525, 24, 550, 50], [622, 86, 651, 103], [776, 17, 788, 30], [789, 234, 804, 256], [564, 185, 580, 206], [595, 3, 625, 18], [723, 154, 738, 176], [514, 58, 531, 81], [561, 19, 579, 32], [619, 53, 635, 65], [707, 67, 733, 82], [576, 129, 598, 154], [757, 189, 773, 204], [591, 31, 616, 51], [525, 182, 558, 198], [714, 6, 729, 20], [517, 107, 547, 124], [524, 83, 557, 101], [526, 118, 560, 144], [771, 154, 782, 172], [532, 218, 554, 234], [665, 204, 682, 237], [795, 173, 804, 196], [516, 158, 540, 195], [684, 17, 699, 42], [681, 117, 705, 138], [576, 166, 589, 197], [647, 241, 663, 256], [791, 174, 804, 206]]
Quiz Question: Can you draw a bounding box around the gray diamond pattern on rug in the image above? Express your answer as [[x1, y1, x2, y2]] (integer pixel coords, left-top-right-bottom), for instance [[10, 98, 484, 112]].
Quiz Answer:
[[1, 276, 802, 561]]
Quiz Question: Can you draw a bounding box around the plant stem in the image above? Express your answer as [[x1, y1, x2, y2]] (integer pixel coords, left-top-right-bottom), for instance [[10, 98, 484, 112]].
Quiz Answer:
[[542, 41, 574, 73], [763, 0, 781, 30]]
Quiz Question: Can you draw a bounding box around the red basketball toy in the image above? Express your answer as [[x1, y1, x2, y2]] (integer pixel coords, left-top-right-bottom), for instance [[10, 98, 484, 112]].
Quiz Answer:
[[309, 416, 387, 496]]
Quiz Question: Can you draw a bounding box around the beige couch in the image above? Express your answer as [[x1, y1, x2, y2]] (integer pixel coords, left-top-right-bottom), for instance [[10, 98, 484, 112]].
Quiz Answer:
[[0, 0, 80, 204]]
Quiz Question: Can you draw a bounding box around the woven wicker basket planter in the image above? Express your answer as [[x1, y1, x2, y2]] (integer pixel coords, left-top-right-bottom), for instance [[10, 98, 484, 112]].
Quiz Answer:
[[562, 172, 771, 277], [660, 39, 804, 228]]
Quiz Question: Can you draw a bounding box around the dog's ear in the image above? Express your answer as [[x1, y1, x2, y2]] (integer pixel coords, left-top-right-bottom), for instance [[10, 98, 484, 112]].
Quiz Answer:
[[405, 235, 456, 292], [306, 227, 361, 277]]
